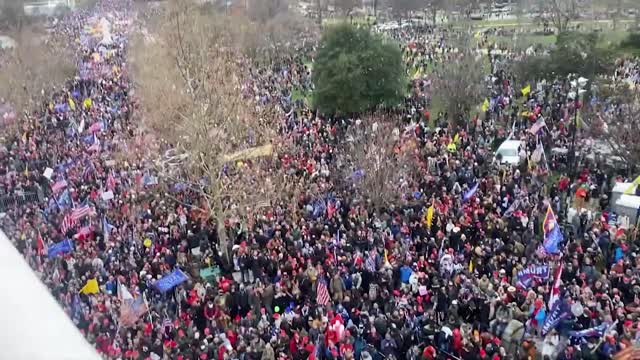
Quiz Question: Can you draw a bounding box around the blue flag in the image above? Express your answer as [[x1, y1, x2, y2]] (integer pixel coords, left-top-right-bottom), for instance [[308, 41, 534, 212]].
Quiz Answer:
[[516, 264, 549, 288], [173, 182, 187, 192], [82, 159, 95, 179], [312, 198, 326, 218], [72, 294, 82, 319], [48, 239, 74, 258], [57, 189, 72, 209], [542, 205, 564, 254], [143, 174, 158, 186], [82, 134, 95, 145], [55, 159, 73, 174], [541, 302, 569, 336], [54, 103, 69, 113], [154, 269, 189, 293], [570, 323, 608, 339], [463, 182, 479, 202], [351, 169, 365, 182], [543, 225, 564, 254]]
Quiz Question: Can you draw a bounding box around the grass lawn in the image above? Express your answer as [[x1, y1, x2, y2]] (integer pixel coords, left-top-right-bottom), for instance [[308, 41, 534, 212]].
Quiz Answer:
[[486, 33, 557, 49], [291, 87, 312, 106], [453, 18, 634, 29], [480, 26, 629, 49], [303, 58, 314, 71], [599, 30, 630, 46]]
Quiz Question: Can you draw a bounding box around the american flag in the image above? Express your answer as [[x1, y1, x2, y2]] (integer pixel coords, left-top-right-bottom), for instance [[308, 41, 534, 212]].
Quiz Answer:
[[61, 213, 77, 235], [72, 204, 95, 221], [82, 160, 95, 179], [570, 323, 608, 339], [548, 262, 563, 311], [316, 277, 331, 306], [73, 225, 93, 240], [51, 179, 68, 193], [365, 252, 377, 272], [162, 317, 174, 331]]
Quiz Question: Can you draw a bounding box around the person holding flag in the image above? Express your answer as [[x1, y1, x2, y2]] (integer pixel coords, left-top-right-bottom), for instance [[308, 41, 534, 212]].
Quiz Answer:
[[541, 262, 570, 337], [539, 204, 564, 255]]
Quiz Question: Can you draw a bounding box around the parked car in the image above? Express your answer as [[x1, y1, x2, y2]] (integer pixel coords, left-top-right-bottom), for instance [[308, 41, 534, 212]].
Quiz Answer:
[[494, 139, 524, 165]]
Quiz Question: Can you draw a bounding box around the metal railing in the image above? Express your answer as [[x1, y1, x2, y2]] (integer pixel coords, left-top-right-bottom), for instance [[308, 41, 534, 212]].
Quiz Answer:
[[0, 192, 40, 212]]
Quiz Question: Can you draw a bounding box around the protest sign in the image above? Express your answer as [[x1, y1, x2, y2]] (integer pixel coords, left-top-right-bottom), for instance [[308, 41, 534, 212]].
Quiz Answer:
[[43, 168, 54, 179], [101, 191, 114, 201], [516, 264, 549, 288]]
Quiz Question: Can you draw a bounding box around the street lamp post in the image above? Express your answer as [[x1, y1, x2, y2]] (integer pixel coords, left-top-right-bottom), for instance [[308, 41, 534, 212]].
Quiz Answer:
[[565, 78, 588, 224], [566, 100, 578, 211]]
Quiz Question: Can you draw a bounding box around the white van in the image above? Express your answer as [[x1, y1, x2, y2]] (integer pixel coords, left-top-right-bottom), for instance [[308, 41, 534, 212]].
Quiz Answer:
[[495, 139, 524, 165]]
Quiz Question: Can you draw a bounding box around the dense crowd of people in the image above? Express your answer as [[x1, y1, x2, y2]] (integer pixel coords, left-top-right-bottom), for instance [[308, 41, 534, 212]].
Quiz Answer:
[[2, 1, 640, 360]]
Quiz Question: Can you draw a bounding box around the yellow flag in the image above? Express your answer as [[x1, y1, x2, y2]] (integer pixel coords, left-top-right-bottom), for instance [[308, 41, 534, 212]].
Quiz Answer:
[[83, 98, 93, 109], [521, 85, 531, 96], [68, 95, 76, 111], [453, 133, 460, 144], [80, 278, 100, 294], [412, 67, 423, 80], [447, 142, 457, 153], [425, 205, 434, 228], [481, 98, 489, 112], [469, 259, 474, 273], [384, 249, 390, 265], [624, 176, 640, 195]]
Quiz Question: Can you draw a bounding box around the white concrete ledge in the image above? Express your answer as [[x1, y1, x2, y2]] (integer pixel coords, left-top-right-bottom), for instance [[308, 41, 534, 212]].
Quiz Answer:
[[0, 229, 100, 360]]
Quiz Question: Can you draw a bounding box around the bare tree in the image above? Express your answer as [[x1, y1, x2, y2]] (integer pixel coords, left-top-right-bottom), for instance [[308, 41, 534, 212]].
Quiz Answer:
[[130, 0, 291, 262], [602, 0, 637, 31], [0, 0, 27, 31], [251, 10, 317, 62], [247, 0, 288, 23], [535, 0, 578, 33], [585, 82, 640, 170], [430, 56, 486, 126], [0, 29, 75, 124], [334, 119, 418, 212], [334, 0, 358, 17], [309, 0, 329, 25], [387, 0, 422, 19], [424, 0, 445, 24]]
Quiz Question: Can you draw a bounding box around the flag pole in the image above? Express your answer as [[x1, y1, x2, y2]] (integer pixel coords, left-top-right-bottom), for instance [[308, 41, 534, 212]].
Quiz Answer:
[[143, 292, 153, 326], [591, 320, 618, 354]]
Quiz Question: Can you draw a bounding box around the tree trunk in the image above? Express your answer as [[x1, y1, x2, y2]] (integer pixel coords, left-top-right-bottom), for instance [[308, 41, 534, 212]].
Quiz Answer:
[[611, 1, 619, 31], [217, 217, 230, 266]]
